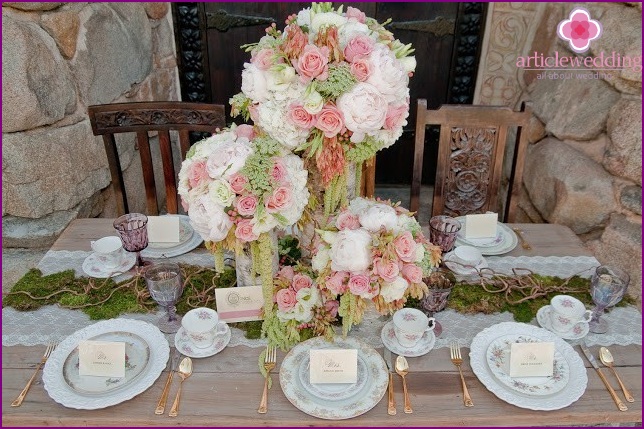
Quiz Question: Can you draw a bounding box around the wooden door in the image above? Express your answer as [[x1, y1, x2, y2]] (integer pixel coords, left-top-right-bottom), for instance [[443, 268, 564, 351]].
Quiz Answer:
[[173, 2, 486, 186]]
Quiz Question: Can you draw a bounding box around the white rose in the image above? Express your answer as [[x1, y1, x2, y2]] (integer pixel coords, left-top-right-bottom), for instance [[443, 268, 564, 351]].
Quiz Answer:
[[330, 229, 372, 273], [366, 45, 409, 103], [189, 196, 233, 243], [303, 90, 324, 114], [312, 246, 330, 272], [296, 8, 311, 27], [338, 22, 372, 47], [292, 302, 314, 322], [337, 82, 388, 143], [380, 276, 409, 303], [311, 12, 348, 33], [241, 63, 270, 103], [414, 244, 425, 263], [348, 197, 376, 216], [296, 287, 320, 309], [208, 179, 235, 207], [399, 56, 417, 73], [359, 203, 398, 232], [266, 65, 296, 92], [205, 140, 253, 179], [250, 212, 279, 235], [319, 230, 338, 245]]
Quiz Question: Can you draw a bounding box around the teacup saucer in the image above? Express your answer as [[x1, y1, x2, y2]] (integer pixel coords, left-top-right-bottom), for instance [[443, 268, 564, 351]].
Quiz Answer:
[[380, 320, 436, 357], [174, 325, 231, 358], [82, 252, 136, 278], [536, 305, 589, 340], [443, 252, 488, 276]]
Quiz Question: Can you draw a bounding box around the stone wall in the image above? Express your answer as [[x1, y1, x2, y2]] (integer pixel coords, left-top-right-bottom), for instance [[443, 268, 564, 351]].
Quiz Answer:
[[475, 2, 642, 303], [2, 2, 180, 248]]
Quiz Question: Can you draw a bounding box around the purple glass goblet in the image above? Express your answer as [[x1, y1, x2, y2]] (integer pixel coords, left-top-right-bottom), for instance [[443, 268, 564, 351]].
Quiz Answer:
[[113, 213, 149, 267], [589, 265, 629, 334], [429, 216, 462, 253], [420, 269, 456, 337], [144, 262, 183, 333]]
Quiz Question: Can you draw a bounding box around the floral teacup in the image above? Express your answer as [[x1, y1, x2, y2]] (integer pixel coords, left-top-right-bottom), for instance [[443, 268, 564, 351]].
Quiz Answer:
[[550, 295, 592, 333], [90, 236, 126, 269], [182, 308, 228, 349], [393, 308, 435, 347]]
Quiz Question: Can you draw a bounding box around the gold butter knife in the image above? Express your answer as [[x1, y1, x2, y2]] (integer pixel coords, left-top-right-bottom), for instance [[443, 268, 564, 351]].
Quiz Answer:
[[580, 343, 627, 411], [383, 348, 397, 415], [155, 349, 180, 415]]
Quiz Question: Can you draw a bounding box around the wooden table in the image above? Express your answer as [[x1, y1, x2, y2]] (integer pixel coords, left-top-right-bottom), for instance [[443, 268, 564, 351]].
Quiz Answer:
[[3, 220, 641, 427]]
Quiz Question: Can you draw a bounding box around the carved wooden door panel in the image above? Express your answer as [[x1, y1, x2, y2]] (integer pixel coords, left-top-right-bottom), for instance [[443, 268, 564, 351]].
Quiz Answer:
[[172, 2, 486, 185]]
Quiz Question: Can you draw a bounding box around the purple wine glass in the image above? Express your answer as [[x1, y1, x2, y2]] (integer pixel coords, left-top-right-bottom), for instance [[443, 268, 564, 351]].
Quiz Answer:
[[429, 216, 462, 253], [420, 269, 456, 337], [589, 265, 629, 334], [113, 213, 149, 267], [144, 262, 183, 333]]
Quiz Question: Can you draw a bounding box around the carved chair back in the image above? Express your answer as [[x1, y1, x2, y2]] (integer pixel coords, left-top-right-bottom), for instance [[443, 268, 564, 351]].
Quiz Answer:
[[411, 100, 532, 222], [88, 102, 225, 216]]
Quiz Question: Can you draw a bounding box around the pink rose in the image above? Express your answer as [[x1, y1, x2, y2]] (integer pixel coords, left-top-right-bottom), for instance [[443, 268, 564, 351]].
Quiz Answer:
[[188, 160, 209, 188], [236, 195, 258, 216], [325, 271, 348, 295], [288, 102, 315, 129], [292, 273, 313, 292], [401, 264, 423, 284], [234, 124, 256, 140], [276, 288, 297, 312], [393, 231, 417, 262], [350, 57, 372, 82], [315, 103, 344, 138], [324, 299, 339, 318], [278, 265, 295, 281], [251, 48, 275, 71], [346, 6, 366, 23], [295, 44, 329, 82], [234, 218, 259, 242], [229, 173, 248, 194], [374, 257, 400, 282], [265, 186, 293, 213], [336, 211, 360, 230], [348, 273, 371, 296], [385, 103, 409, 130], [270, 159, 289, 184], [248, 103, 260, 123], [344, 35, 374, 63]]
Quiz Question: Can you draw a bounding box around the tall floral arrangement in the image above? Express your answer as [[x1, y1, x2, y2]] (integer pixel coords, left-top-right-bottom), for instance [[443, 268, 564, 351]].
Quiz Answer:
[[230, 2, 416, 214], [178, 124, 309, 290], [311, 197, 442, 335]]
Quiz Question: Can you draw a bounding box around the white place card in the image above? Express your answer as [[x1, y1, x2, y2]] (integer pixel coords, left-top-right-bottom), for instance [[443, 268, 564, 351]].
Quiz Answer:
[[78, 340, 126, 378], [215, 286, 264, 322], [509, 342, 554, 378], [465, 212, 498, 239], [147, 216, 180, 243], [309, 349, 357, 384]]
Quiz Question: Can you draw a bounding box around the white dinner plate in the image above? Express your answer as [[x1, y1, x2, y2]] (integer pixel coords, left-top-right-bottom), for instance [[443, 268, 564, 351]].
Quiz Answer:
[[146, 215, 194, 249], [141, 215, 203, 258], [454, 217, 518, 255]]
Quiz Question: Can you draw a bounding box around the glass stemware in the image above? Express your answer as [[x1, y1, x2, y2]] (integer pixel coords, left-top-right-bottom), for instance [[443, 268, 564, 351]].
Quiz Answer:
[[420, 269, 456, 337], [429, 216, 462, 253], [113, 213, 149, 267], [589, 265, 630, 334], [144, 262, 184, 333]]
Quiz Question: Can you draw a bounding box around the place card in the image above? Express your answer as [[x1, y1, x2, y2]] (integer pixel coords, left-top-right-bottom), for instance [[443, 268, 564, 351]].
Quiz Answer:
[[147, 216, 180, 243], [215, 285, 264, 322], [78, 340, 126, 378], [509, 342, 555, 378], [309, 349, 357, 384], [465, 212, 498, 239]]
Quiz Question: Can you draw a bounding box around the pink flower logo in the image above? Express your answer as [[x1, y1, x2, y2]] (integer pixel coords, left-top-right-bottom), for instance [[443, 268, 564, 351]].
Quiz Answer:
[[557, 8, 602, 53]]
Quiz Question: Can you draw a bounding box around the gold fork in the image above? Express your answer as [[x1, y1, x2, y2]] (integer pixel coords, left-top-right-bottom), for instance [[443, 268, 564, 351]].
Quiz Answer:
[[450, 342, 474, 407], [11, 342, 57, 407], [512, 227, 532, 250], [257, 345, 277, 414]]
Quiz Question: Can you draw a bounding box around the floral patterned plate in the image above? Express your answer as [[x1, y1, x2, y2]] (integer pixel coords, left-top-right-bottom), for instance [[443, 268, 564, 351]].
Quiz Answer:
[[62, 331, 150, 395], [486, 333, 570, 396], [454, 217, 518, 256], [380, 320, 436, 357], [146, 215, 193, 249], [174, 325, 231, 358], [279, 337, 388, 420], [141, 215, 203, 259]]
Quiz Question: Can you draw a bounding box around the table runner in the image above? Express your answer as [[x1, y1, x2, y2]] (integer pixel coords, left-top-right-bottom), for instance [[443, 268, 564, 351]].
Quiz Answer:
[[3, 250, 641, 349]]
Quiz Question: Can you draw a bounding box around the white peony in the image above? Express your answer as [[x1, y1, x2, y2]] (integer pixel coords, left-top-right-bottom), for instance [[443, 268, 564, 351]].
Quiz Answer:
[[336, 82, 388, 143], [366, 44, 409, 103], [208, 179, 235, 207], [399, 56, 417, 73], [359, 203, 398, 232], [330, 229, 372, 273], [311, 12, 348, 33], [241, 63, 270, 103], [380, 276, 409, 303], [312, 246, 330, 272], [205, 139, 253, 179], [348, 197, 376, 216], [189, 196, 233, 243], [338, 22, 372, 48], [296, 8, 311, 27], [266, 65, 297, 93]]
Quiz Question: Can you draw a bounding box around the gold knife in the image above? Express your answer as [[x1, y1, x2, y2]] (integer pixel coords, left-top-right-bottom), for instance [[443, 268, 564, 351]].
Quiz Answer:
[[579, 343, 627, 411], [155, 349, 180, 415], [383, 348, 397, 415]]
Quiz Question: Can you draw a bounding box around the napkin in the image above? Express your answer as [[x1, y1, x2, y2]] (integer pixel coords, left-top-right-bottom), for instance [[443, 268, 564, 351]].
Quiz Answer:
[[147, 216, 180, 243], [465, 212, 498, 239]]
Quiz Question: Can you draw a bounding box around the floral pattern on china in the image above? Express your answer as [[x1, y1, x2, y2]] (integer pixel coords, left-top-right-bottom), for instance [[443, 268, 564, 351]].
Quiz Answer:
[[231, 2, 416, 193]]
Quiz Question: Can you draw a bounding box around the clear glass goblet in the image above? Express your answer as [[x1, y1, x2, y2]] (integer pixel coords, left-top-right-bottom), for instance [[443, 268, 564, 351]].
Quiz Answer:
[[144, 262, 183, 333], [420, 269, 456, 337], [113, 213, 149, 267], [589, 265, 630, 334]]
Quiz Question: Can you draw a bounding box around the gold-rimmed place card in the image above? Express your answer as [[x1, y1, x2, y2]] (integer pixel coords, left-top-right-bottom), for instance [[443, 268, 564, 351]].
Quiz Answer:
[[78, 340, 125, 378], [310, 349, 357, 384], [215, 285, 264, 322], [509, 342, 554, 378]]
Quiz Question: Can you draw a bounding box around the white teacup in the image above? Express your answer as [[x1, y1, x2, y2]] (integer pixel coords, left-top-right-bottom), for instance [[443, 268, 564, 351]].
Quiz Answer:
[[452, 245, 483, 267], [392, 308, 435, 347], [550, 295, 592, 333], [90, 236, 125, 269], [182, 307, 228, 349]]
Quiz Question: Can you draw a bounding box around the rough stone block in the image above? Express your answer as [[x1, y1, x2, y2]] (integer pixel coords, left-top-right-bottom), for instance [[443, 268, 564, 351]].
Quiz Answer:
[[40, 10, 80, 60], [604, 98, 642, 185], [620, 185, 642, 215], [144, 2, 169, 20], [3, 2, 62, 11]]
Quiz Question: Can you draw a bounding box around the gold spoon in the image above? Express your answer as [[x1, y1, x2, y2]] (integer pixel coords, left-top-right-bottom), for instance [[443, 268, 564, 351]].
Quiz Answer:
[[169, 357, 193, 417], [395, 355, 413, 414], [599, 347, 634, 403]]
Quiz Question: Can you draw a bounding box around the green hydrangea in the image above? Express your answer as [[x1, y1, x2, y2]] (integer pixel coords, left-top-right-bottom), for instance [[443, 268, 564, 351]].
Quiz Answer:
[[317, 63, 357, 99]]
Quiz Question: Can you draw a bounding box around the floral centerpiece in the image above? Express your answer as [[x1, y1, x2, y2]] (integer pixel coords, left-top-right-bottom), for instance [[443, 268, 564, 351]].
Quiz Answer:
[[177, 124, 309, 290], [311, 197, 442, 335], [230, 2, 416, 214]]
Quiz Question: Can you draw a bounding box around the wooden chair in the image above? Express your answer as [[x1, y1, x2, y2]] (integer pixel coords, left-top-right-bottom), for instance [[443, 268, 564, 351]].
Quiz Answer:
[[88, 101, 225, 216], [411, 99, 532, 222]]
